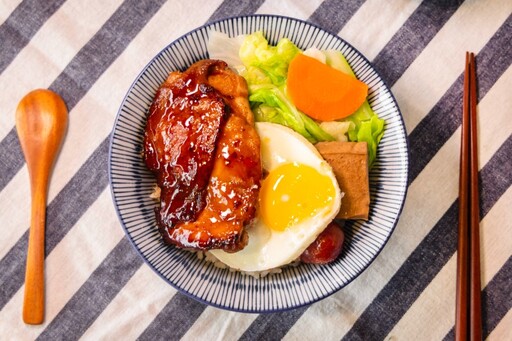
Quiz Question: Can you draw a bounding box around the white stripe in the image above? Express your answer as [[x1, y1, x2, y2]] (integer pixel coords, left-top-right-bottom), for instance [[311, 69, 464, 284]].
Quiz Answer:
[[395, 0, 512, 133], [339, 0, 421, 60], [0, 0, 23, 26], [0, 188, 124, 337], [0, 166, 31, 260], [182, 309, 258, 341], [473, 65, 512, 166], [282, 41, 512, 341], [256, 0, 323, 17], [0, 0, 124, 140], [80, 265, 177, 340], [386, 186, 512, 340]]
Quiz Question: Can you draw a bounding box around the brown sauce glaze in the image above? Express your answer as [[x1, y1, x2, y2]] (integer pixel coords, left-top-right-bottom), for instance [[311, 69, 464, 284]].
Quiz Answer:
[[144, 60, 229, 227], [144, 59, 261, 251]]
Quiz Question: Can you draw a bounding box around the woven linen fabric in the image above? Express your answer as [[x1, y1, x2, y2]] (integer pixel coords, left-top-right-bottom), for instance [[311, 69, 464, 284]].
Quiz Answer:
[[0, 0, 511, 340]]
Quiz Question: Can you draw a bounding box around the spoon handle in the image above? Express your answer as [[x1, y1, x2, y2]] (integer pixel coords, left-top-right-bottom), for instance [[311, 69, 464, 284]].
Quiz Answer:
[[22, 181, 47, 325]]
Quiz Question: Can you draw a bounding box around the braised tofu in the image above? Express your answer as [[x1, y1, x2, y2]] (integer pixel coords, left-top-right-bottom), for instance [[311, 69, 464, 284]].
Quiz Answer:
[[315, 141, 370, 220]]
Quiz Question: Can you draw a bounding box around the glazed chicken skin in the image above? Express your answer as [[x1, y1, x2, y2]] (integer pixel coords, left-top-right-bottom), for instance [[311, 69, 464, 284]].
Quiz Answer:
[[143, 59, 261, 251], [144, 61, 228, 225]]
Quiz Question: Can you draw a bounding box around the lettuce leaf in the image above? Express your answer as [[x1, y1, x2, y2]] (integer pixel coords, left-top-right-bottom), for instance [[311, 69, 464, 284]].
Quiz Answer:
[[240, 32, 300, 86], [351, 115, 385, 167], [250, 84, 334, 143]]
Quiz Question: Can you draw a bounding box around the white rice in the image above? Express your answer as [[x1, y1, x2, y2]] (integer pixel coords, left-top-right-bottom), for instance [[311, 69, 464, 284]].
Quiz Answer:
[[193, 250, 298, 279]]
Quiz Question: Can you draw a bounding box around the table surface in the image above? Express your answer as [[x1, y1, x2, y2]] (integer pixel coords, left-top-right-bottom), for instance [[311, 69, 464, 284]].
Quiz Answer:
[[1, 0, 511, 340]]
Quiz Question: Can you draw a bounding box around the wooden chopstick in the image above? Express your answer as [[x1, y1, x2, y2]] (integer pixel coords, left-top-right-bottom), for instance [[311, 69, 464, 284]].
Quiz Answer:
[[455, 52, 482, 341], [456, 52, 470, 341], [468, 52, 482, 341]]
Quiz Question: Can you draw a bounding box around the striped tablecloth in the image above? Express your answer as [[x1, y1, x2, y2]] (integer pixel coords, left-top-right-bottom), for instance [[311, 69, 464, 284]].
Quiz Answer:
[[1, 1, 510, 340]]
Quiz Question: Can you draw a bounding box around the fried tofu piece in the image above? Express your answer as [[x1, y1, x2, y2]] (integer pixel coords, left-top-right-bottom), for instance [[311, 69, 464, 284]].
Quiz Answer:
[[315, 141, 370, 220]]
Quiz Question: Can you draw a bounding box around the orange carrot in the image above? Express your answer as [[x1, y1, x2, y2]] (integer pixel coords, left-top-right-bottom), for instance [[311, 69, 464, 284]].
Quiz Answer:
[[287, 53, 368, 121]]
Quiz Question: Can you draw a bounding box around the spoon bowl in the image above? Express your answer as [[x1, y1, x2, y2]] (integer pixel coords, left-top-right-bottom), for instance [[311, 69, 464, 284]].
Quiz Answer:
[[15, 89, 67, 325]]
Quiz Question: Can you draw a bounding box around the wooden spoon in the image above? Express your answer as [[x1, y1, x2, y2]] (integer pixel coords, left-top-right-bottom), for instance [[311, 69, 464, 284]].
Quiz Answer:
[[15, 89, 68, 324]]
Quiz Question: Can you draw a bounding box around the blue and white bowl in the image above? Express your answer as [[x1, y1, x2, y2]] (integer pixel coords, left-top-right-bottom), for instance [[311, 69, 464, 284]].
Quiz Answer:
[[108, 15, 409, 313]]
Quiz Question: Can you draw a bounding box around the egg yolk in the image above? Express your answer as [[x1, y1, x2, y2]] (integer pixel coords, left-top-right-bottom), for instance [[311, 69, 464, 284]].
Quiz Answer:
[[259, 163, 335, 231]]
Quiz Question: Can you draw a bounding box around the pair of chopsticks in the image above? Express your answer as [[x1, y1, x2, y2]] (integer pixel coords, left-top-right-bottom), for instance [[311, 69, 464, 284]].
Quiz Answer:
[[455, 52, 481, 341]]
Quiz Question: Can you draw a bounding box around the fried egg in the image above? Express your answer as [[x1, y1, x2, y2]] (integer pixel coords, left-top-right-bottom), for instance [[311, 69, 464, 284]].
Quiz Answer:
[[210, 122, 342, 272]]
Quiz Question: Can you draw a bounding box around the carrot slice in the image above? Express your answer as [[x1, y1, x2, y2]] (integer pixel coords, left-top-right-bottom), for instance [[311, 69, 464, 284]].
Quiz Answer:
[[287, 53, 368, 121]]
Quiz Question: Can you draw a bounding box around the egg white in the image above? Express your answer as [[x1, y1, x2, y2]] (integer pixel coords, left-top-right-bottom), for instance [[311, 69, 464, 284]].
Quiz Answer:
[[209, 122, 342, 272]]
